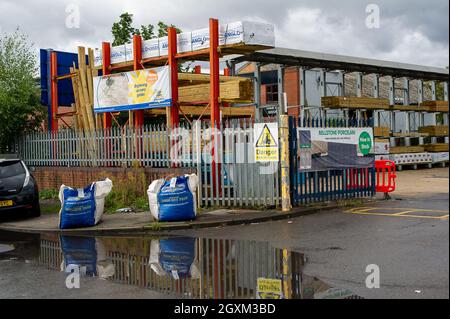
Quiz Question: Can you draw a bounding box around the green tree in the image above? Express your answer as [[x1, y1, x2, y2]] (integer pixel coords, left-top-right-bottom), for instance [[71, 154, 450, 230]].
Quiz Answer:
[[111, 13, 181, 45], [0, 29, 44, 152]]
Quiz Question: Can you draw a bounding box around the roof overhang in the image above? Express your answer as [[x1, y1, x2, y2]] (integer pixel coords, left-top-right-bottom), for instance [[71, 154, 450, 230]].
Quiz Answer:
[[228, 47, 449, 82]]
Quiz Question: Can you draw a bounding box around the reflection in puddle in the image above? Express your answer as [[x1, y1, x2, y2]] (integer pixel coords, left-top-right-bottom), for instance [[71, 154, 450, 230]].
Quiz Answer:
[[34, 234, 362, 299]]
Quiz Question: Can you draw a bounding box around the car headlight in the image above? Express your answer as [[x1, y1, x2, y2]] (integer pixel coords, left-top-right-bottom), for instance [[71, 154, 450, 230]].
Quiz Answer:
[[21, 161, 31, 188]]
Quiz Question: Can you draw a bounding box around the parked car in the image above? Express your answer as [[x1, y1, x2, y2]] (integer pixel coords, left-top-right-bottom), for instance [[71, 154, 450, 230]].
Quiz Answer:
[[0, 155, 40, 218]]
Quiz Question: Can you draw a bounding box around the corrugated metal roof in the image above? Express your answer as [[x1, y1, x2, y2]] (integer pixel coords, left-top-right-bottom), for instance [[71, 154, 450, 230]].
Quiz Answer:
[[227, 47, 449, 81]]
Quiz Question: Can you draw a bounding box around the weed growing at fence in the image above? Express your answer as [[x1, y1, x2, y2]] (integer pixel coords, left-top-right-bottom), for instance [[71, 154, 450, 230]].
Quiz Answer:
[[104, 170, 149, 213], [39, 189, 59, 200]]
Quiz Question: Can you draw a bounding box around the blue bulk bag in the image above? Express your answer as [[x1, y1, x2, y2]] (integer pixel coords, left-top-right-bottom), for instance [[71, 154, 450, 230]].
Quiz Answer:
[[60, 236, 97, 277], [148, 175, 198, 222], [59, 184, 96, 229]]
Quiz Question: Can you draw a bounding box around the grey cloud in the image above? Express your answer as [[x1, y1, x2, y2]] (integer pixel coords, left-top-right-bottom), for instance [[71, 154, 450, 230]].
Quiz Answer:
[[0, 0, 448, 67]]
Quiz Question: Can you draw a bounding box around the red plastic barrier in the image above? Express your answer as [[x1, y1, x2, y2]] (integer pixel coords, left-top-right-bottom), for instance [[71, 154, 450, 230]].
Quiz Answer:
[[375, 160, 397, 194]]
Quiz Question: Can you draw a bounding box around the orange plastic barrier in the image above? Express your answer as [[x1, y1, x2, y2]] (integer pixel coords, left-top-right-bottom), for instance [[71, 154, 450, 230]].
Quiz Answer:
[[375, 160, 397, 194]]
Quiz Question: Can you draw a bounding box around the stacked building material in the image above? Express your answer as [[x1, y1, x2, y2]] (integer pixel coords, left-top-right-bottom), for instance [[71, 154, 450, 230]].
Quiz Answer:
[[418, 125, 449, 137], [390, 153, 432, 165], [179, 78, 253, 103], [390, 146, 425, 154], [321, 96, 390, 110], [374, 126, 390, 137], [424, 143, 449, 152], [430, 152, 449, 163], [420, 101, 449, 113]]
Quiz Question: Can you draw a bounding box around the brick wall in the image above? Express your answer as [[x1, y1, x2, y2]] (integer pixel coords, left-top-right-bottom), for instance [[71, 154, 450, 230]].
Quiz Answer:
[[34, 167, 195, 192], [284, 67, 300, 118]]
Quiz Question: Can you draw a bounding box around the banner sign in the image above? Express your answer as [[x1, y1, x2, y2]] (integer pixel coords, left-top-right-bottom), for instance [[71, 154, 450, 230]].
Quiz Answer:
[[298, 127, 374, 171], [254, 123, 279, 162], [93, 66, 171, 113]]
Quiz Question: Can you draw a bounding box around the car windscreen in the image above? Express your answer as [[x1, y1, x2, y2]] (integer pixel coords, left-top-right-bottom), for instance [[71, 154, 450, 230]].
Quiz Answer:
[[0, 161, 26, 179]]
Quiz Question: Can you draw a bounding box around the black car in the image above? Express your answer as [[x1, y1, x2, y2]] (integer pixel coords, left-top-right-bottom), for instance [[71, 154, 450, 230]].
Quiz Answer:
[[0, 156, 40, 217]]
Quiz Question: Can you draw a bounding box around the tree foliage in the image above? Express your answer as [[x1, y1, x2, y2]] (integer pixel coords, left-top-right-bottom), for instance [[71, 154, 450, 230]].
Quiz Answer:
[[0, 29, 44, 152], [111, 13, 181, 46]]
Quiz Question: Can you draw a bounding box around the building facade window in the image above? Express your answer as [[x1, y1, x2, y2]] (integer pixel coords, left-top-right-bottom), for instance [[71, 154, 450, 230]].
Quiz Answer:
[[266, 84, 278, 103]]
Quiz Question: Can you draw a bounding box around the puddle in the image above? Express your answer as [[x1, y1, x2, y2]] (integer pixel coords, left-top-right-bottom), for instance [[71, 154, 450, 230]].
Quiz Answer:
[[0, 230, 362, 299]]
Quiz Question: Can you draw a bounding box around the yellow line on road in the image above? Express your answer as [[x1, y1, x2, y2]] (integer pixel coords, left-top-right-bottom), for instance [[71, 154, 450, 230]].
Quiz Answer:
[[346, 211, 448, 220], [392, 210, 416, 216]]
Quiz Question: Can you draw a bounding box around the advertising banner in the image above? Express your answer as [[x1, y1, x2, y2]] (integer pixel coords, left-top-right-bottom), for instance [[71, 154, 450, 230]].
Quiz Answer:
[[298, 127, 374, 171], [93, 66, 171, 113]]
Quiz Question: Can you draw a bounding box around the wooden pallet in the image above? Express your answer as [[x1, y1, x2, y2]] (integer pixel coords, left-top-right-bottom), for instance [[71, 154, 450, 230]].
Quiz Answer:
[[374, 126, 390, 137]]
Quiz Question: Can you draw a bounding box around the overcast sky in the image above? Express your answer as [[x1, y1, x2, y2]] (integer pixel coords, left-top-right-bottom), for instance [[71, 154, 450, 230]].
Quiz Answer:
[[0, 0, 448, 68]]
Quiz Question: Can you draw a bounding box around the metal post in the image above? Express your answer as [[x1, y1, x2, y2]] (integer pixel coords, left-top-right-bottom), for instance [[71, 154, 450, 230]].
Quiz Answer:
[[403, 77, 409, 106], [280, 115, 291, 212], [209, 18, 221, 197], [254, 62, 262, 122], [373, 74, 380, 98], [431, 81, 436, 100], [277, 65, 285, 116], [388, 76, 395, 105], [338, 71, 345, 96], [194, 65, 202, 74], [356, 72, 363, 97], [50, 51, 59, 132], [168, 27, 180, 128], [443, 82, 449, 101], [299, 67, 306, 124], [133, 35, 144, 127], [101, 42, 112, 129], [418, 80, 423, 104], [319, 69, 327, 98]]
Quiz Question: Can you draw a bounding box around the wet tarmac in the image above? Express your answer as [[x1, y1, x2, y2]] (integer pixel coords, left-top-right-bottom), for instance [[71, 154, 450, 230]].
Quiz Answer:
[[0, 230, 361, 299]]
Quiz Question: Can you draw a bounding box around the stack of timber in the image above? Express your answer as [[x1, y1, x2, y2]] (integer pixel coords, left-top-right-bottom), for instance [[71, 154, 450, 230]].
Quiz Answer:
[[392, 132, 429, 138], [70, 47, 98, 133], [418, 125, 449, 137], [145, 105, 255, 118], [424, 143, 449, 152], [391, 105, 427, 112], [179, 75, 253, 103], [321, 96, 390, 110], [374, 126, 390, 137], [389, 146, 425, 154], [420, 101, 449, 113]]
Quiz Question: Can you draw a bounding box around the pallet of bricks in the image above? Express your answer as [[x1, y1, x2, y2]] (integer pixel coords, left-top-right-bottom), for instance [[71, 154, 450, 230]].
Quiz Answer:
[[419, 125, 449, 167]]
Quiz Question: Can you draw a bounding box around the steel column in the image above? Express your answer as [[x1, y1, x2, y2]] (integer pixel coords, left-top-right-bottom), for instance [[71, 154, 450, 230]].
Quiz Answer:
[[133, 35, 144, 127], [356, 72, 363, 97], [373, 74, 380, 98], [101, 42, 112, 128], [194, 65, 202, 74], [209, 18, 221, 196], [403, 77, 409, 106], [254, 62, 262, 122], [418, 80, 423, 104], [277, 65, 285, 115], [443, 82, 449, 101], [431, 81, 436, 100], [50, 51, 59, 132], [168, 27, 180, 128]]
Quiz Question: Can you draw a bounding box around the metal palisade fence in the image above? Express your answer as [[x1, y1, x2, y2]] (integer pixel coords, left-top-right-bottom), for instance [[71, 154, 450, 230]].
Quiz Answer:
[[289, 116, 376, 206], [18, 119, 281, 208]]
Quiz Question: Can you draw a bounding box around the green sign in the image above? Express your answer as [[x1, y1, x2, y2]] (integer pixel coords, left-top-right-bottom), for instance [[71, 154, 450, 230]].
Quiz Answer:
[[358, 131, 372, 155]]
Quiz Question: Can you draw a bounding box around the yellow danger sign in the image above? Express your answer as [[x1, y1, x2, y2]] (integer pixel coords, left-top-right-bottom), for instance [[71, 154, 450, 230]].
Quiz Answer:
[[256, 278, 283, 299], [254, 123, 279, 162]]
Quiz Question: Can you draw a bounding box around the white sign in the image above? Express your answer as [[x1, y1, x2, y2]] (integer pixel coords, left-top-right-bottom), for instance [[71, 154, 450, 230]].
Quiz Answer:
[[254, 123, 279, 162], [93, 66, 172, 113]]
